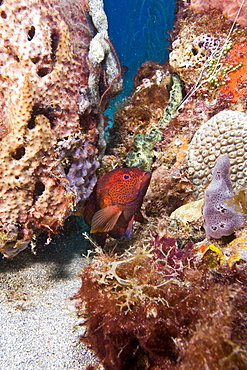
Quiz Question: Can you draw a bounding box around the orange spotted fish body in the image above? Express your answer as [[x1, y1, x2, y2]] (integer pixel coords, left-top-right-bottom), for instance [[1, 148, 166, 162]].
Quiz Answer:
[[83, 167, 151, 246]]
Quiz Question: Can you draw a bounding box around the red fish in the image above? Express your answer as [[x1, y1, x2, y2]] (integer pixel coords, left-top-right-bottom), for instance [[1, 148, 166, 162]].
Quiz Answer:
[[83, 167, 151, 246]]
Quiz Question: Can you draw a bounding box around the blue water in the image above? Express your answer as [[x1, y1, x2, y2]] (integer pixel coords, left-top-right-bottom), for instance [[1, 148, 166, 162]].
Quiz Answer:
[[104, 0, 176, 120]]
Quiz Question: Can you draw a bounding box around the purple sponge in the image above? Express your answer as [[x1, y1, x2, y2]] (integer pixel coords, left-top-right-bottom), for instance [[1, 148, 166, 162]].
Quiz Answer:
[[203, 155, 246, 239]]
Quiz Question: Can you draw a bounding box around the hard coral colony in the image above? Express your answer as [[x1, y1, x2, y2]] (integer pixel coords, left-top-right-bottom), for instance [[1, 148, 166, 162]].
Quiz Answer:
[[75, 0, 247, 369]]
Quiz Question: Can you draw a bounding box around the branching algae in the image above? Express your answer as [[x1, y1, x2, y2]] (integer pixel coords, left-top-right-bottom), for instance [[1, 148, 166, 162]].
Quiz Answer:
[[74, 235, 247, 370]]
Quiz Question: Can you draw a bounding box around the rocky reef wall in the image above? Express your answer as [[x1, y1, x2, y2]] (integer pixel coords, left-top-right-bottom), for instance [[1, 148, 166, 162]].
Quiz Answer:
[[0, 0, 122, 257], [76, 1, 247, 367]]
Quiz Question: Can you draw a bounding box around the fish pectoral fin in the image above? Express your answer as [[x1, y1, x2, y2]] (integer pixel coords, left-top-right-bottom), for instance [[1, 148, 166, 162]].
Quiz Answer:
[[90, 206, 122, 233], [125, 215, 135, 238]]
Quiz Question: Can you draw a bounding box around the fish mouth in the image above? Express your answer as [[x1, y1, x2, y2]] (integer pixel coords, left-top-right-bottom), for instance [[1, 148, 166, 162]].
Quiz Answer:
[[123, 170, 151, 208], [143, 170, 152, 183], [139, 171, 152, 195]]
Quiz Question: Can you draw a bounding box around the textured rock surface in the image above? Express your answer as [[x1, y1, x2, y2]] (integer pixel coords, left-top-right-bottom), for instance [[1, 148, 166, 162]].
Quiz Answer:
[[0, 0, 122, 257], [169, 30, 226, 85], [190, 0, 247, 27], [110, 62, 171, 168], [169, 5, 243, 91], [187, 110, 247, 199]]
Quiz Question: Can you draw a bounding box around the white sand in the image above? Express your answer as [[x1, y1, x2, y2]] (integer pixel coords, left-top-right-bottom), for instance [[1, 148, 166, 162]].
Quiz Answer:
[[0, 231, 102, 370]]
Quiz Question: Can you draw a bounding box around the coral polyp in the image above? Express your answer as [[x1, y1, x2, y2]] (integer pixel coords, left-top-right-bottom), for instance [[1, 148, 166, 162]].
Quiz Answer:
[[187, 110, 247, 199]]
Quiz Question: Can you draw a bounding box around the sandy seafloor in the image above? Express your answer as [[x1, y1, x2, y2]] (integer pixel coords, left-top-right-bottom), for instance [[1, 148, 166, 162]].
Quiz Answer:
[[0, 222, 103, 370]]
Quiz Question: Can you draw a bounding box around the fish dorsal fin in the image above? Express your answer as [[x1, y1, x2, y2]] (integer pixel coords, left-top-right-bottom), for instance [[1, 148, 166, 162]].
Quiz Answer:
[[90, 205, 122, 233]]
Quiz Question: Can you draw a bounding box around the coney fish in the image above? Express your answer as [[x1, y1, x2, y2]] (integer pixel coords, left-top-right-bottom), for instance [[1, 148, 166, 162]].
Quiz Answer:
[[83, 167, 151, 246]]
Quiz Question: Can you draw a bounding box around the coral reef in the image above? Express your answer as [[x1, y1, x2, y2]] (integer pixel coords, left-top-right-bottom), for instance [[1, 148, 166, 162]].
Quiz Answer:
[[190, 0, 247, 28], [125, 75, 183, 170], [203, 155, 246, 239], [108, 5, 247, 201], [0, 0, 122, 257], [187, 110, 247, 199], [125, 129, 162, 170], [169, 10, 233, 85], [110, 62, 170, 165], [144, 165, 194, 217], [74, 240, 247, 370], [168, 5, 247, 126], [73, 3, 247, 368]]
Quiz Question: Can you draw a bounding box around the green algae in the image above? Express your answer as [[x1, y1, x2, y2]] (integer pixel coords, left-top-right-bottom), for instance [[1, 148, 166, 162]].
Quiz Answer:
[[126, 74, 183, 170]]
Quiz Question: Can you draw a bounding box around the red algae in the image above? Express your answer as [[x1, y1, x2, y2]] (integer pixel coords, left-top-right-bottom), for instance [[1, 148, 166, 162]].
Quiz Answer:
[[74, 241, 247, 370]]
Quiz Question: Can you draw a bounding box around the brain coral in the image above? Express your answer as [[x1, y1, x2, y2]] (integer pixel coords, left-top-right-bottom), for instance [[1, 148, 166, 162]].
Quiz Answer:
[[0, 0, 122, 257], [187, 110, 247, 199]]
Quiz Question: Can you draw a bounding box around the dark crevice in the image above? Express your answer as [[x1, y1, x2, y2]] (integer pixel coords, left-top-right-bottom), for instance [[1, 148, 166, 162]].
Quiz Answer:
[[33, 181, 45, 204], [192, 47, 198, 56], [27, 104, 56, 130], [63, 157, 73, 175], [1, 10, 6, 18], [35, 30, 59, 77], [13, 54, 20, 62], [51, 30, 60, 65], [79, 113, 96, 134], [27, 26, 35, 41], [37, 67, 51, 77], [12, 147, 25, 160], [31, 56, 40, 64], [27, 115, 36, 129]]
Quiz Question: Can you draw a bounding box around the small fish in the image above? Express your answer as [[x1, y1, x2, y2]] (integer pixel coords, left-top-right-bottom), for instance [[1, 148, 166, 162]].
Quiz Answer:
[[83, 167, 151, 246]]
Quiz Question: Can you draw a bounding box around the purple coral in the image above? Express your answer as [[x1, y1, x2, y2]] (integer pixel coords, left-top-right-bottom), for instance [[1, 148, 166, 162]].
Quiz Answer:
[[56, 137, 99, 205], [203, 155, 246, 239]]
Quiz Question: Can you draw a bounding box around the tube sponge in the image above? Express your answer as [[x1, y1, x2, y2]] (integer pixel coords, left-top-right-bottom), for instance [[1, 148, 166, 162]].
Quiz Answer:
[[203, 155, 246, 239]]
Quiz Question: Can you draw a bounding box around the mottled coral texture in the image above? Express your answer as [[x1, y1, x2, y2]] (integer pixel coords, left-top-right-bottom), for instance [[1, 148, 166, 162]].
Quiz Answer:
[[187, 110, 247, 199], [111, 62, 170, 161], [0, 0, 121, 257], [203, 155, 246, 239], [75, 241, 247, 370], [190, 0, 247, 27], [144, 165, 193, 216]]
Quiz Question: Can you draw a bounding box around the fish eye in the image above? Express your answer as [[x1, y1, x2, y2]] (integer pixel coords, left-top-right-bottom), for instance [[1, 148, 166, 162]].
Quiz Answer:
[[123, 174, 130, 180]]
